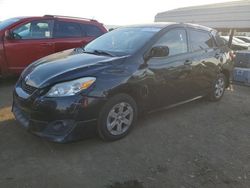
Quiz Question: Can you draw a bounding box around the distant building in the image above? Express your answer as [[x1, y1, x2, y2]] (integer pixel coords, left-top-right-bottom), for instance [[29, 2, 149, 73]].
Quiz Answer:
[[155, 0, 250, 32]]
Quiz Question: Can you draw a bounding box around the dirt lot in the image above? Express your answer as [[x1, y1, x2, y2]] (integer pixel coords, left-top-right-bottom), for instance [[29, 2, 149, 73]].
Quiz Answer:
[[0, 78, 250, 188]]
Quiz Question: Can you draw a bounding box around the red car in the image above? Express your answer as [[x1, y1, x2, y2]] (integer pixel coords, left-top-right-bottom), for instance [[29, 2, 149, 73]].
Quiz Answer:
[[0, 15, 107, 77]]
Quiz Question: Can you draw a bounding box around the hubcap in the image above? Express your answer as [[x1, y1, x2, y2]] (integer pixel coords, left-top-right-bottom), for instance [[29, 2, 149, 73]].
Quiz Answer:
[[107, 102, 133, 136], [214, 77, 225, 98]]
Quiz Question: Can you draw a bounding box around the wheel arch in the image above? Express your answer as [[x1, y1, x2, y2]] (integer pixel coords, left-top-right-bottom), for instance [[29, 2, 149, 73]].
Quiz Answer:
[[106, 83, 149, 114]]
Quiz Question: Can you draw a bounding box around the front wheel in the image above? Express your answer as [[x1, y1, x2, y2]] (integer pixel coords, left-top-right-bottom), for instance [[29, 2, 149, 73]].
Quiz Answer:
[[97, 94, 138, 141], [208, 73, 226, 101]]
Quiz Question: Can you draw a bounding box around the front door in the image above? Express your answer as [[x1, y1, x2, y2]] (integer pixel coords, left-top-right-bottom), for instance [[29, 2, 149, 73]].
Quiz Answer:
[[4, 19, 54, 74]]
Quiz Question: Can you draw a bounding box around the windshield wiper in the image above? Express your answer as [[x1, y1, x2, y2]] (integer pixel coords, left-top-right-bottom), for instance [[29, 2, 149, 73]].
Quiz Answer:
[[94, 50, 114, 57], [83, 49, 114, 57]]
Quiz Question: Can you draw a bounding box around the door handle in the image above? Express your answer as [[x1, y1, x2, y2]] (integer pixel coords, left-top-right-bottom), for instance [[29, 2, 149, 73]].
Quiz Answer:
[[184, 60, 192, 65]]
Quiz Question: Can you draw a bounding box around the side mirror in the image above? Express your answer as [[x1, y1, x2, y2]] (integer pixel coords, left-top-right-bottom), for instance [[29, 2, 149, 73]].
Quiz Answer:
[[4, 30, 14, 40], [145, 46, 169, 62]]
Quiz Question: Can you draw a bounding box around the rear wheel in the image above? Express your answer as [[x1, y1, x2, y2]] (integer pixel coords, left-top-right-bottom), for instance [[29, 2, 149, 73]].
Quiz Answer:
[[98, 94, 138, 141], [208, 73, 226, 101]]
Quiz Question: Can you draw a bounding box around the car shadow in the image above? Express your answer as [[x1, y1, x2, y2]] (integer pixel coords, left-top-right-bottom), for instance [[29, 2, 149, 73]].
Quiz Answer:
[[0, 76, 19, 86], [0, 117, 103, 148], [0, 97, 208, 147]]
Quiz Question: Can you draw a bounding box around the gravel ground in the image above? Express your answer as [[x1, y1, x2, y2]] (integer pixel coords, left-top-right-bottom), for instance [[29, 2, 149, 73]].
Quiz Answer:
[[0, 78, 250, 188]]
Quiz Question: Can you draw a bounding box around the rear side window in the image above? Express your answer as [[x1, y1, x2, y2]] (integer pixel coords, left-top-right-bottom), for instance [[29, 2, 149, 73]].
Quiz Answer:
[[54, 21, 81, 38], [154, 29, 188, 56], [189, 30, 214, 51], [215, 34, 227, 47], [80, 24, 104, 37]]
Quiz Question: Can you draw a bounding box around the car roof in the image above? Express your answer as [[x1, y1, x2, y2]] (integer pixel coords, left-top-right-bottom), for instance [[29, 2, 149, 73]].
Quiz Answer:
[[15, 15, 100, 24], [124, 22, 177, 28], [122, 22, 213, 32], [43, 15, 98, 22], [183, 23, 213, 32]]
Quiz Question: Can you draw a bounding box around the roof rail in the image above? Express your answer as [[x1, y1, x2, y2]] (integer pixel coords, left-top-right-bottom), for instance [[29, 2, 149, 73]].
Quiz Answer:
[[43, 15, 97, 22]]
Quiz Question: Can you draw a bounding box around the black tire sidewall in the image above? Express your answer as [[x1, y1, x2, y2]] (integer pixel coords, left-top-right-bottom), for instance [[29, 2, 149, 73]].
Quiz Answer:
[[97, 94, 138, 141]]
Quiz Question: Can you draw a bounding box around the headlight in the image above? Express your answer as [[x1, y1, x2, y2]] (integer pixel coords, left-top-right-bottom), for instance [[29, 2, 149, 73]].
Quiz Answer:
[[46, 77, 96, 97]]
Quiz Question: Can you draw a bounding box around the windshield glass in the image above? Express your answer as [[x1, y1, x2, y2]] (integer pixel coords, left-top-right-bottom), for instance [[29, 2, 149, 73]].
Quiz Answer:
[[84, 27, 161, 56], [0, 18, 21, 31]]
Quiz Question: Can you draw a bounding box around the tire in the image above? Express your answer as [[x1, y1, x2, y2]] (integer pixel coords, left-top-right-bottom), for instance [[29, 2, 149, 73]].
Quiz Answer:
[[97, 94, 138, 141], [208, 73, 226, 102]]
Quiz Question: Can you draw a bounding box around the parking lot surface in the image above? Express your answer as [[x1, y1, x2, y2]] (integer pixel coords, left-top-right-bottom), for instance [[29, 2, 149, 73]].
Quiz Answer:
[[0, 78, 250, 188]]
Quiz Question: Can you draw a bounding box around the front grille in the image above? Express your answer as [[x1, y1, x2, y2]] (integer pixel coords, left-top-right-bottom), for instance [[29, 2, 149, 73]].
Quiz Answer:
[[21, 80, 37, 95]]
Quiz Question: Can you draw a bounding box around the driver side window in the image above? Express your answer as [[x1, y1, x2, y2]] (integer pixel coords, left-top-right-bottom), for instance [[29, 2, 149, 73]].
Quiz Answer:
[[155, 29, 188, 56], [12, 20, 53, 39]]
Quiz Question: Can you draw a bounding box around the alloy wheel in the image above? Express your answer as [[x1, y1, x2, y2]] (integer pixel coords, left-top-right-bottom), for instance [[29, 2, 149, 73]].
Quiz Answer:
[[214, 77, 225, 98], [106, 102, 134, 136]]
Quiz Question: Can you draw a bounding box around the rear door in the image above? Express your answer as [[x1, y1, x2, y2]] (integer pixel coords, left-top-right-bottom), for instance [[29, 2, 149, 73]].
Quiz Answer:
[[4, 19, 54, 74], [53, 20, 84, 53], [80, 23, 105, 46], [53, 21, 103, 53], [187, 28, 220, 94]]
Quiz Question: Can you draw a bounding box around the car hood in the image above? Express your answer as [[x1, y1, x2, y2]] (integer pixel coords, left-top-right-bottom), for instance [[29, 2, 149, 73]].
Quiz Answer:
[[23, 49, 129, 88]]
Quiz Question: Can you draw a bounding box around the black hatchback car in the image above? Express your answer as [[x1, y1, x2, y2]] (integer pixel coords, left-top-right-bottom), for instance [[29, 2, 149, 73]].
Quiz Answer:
[[13, 23, 234, 142]]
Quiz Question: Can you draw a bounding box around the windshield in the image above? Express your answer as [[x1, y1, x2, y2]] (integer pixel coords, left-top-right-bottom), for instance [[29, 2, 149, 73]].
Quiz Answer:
[[0, 18, 21, 31], [84, 27, 161, 56]]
